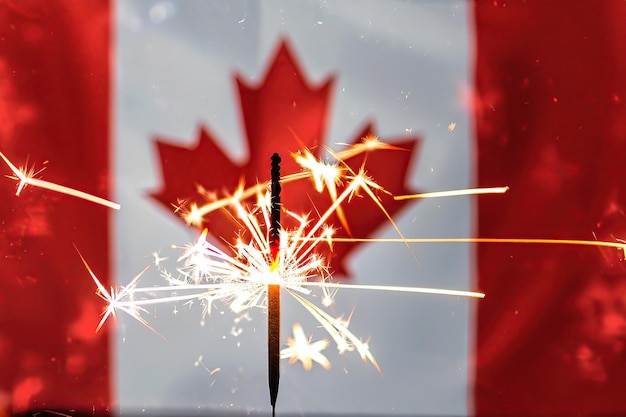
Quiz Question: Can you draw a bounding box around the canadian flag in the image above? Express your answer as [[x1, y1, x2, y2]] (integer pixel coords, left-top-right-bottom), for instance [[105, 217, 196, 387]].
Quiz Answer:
[[1, 1, 626, 416]]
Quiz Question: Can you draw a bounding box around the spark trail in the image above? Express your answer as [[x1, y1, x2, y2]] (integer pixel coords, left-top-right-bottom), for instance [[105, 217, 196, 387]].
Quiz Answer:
[[0, 151, 120, 209]]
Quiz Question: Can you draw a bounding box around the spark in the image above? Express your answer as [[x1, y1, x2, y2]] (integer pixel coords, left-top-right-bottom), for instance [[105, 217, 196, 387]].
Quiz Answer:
[[321, 237, 626, 252], [0, 151, 120, 210], [32, 411, 72, 417], [292, 148, 343, 201], [281, 323, 331, 370], [394, 186, 510, 200], [75, 246, 161, 336], [194, 355, 220, 375], [298, 282, 484, 299], [152, 251, 168, 267], [448, 122, 456, 131], [180, 180, 267, 227], [334, 134, 408, 160]]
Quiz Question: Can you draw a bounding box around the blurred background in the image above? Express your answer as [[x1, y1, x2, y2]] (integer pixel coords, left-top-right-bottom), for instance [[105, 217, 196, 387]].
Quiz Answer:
[[1, 1, 626, 416]]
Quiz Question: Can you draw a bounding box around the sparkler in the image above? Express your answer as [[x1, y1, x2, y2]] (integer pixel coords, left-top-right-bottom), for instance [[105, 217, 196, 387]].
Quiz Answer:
[[78, 137, 488, 413], [75, 135, 626, 414]]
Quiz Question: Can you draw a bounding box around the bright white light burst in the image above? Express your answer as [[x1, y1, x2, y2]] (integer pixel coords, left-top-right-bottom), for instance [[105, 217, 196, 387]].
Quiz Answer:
[[84, 137, 486, 370]]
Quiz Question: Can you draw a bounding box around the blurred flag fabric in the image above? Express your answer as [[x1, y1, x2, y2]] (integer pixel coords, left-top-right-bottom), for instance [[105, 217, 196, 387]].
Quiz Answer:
[[1, 1, 626, 416], [474, 2, 626, 415]]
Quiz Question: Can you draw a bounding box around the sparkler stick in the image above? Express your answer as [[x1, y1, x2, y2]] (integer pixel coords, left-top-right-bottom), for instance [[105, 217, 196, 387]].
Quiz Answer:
[[268, 153, 281, 416], [0, 151, 120, 210]]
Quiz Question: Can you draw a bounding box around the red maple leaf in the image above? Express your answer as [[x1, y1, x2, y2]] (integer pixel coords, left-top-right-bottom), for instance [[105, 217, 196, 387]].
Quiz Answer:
[[151, 40, 420, 277]]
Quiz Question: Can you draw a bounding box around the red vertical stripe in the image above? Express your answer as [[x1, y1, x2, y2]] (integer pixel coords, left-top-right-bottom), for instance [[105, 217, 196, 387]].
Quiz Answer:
[[474, 1, 626, 415], [0, 1, 112, 414]]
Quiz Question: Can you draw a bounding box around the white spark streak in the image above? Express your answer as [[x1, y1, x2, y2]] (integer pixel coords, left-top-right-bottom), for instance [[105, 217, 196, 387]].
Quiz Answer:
[[0, 151, 120, 209], [394, 186, 509, 200]]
